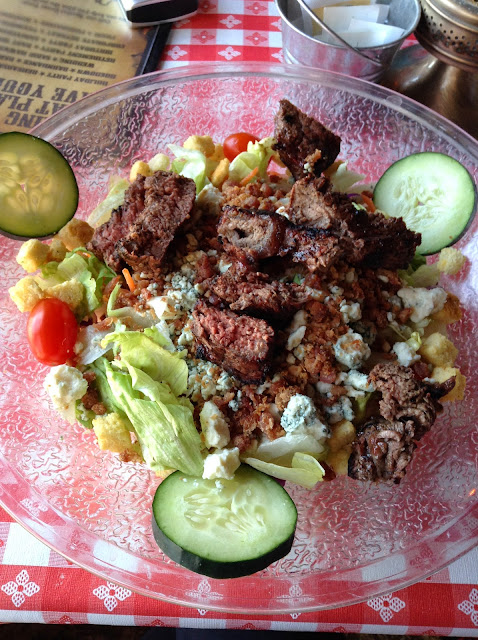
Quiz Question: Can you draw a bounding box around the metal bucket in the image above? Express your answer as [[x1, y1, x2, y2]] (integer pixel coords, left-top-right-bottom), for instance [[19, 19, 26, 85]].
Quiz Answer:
[[276, 0, 421, 81]]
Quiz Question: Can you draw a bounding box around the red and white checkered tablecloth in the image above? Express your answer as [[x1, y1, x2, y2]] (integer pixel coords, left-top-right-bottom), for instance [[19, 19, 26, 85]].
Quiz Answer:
[[0, 0, 476, 633]]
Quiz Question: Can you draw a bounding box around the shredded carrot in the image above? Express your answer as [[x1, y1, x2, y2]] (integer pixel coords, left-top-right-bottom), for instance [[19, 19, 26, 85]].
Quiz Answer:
[[79, 251, 92, 259], [239, 166, 259, 186], [122, 268, 136, 292], [361, 193, 376, 213]]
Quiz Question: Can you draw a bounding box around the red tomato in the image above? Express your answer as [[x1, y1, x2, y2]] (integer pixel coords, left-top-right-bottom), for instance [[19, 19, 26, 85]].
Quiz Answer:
[[27, 298, 78, 366], [223, 132, 259, 162]]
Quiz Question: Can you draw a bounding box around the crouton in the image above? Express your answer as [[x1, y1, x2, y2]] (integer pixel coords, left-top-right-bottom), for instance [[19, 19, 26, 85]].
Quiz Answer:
[[437, 247, 466, 275], [328, 419, 356, 453], [431, 293, 462, 325], [148, 153, 170, 172], [209, 143, 225, 163], [47, 237, 68, 262], [9, 277, 44, 312], [45, 280, 84, 312], [16, 239, 50, 273], [431, 366, 466, 402], [183, 135, 215, 157], [210, 157, 230, 188], [57, 218, 94, 251], [419, 332, 458, 367], [129, 160, 152, 182], [92, 412, 142, 461], [327, 446, 353, 476]]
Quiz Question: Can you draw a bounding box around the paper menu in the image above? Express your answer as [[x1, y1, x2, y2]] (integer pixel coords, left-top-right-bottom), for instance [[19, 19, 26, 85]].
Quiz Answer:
[[0, 0, 152, 133]]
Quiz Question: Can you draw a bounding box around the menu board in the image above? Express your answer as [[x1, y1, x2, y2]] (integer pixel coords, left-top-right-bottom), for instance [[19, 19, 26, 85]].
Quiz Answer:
[[0, 0, 152, 132]]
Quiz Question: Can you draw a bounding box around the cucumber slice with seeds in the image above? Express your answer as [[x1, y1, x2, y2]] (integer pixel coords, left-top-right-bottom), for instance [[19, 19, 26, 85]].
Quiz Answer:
[[152, 465, 297, 579], [0, 132, 78, 240], [373, 152, 476, 255]]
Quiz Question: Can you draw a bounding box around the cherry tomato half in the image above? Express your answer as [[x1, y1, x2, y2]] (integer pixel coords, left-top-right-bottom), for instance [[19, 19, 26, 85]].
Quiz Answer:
[[27, 298, 78, 366], [223, 132, 259, 162]]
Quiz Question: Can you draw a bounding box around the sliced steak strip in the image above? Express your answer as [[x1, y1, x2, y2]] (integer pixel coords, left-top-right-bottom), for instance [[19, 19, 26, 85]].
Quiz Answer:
[[116, 171, 196, 275], [88, 175, 147, 272], [348, 418, 417, 483], [218, 205, 344, 272], [287, 175, 421, 270], [207, 263, 310, 320], [88, 171, 196, 275], [217, 206, 287, 263], [273, 99, 341, 180], [348, 363, 455, 482], [191, 300, 275, 383]]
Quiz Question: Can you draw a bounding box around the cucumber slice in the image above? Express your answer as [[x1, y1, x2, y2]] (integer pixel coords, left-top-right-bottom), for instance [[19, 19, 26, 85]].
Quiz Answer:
[[0, 132, 79, 240], [373, 152, 477, 255], [152, 465, 297, 579]]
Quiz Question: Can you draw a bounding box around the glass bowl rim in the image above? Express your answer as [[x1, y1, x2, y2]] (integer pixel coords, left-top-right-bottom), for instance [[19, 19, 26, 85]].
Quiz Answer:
[[0, 61, 475, 613]]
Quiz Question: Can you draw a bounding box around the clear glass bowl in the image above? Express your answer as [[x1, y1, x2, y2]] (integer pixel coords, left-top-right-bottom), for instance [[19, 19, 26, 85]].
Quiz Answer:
[[0, 63, 477, 614]]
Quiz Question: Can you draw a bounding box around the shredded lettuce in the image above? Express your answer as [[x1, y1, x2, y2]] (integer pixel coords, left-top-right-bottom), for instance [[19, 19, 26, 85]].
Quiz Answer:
[[353, 392, 373, 422], [168, 144, 208, 193], [228, 137, 276, 183], [243, 453, 324, 489]]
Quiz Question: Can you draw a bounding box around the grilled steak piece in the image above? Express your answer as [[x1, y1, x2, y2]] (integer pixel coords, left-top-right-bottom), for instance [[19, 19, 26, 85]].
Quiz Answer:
[[191, 300, 275, 383], [207, 263, 310, 320], [218, 205, 345, 272], [116, 171, 196, 275], [88, 171, 196, 275], [88, 175, 147, 272], [348, 363, 455, 482], [217, 206, 288, 263], [282, 224, 343, 272], [348, 418, 417, 482], [273, 99, 341, 179], [287, 175, 421, 270]]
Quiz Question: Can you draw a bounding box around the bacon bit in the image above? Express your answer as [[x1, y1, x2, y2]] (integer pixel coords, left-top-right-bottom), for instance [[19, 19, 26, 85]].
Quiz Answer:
[[361, 193, 376, 213], [122, 268, 136, 292], [239, 166, 259, 187]]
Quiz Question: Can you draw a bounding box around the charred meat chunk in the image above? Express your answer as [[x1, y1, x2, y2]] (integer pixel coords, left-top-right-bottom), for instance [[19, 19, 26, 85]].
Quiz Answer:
[[348, 363, 455, 482], [116, 171, 196, 275], [217, 206, 287, 263], [207, 263, 310, 320], [282, 224, 343, 272], [88, 171, 196, 275], [88, 175, 147, 272], [273, 99, 341, 179], [287, 175, 421, 270], [191, 300, 275, 383], [348, 418, 417, 483], [218, 205, 344, 273]]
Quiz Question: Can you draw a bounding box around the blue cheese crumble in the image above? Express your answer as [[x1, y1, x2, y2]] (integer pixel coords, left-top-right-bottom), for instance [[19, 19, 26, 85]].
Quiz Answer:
[[280, 394, 329, 443]]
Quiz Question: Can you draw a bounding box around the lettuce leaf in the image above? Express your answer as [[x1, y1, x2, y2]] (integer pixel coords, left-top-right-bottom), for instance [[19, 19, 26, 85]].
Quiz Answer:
[[101, 328, 188, 396], [168, 144, 208, 193], [97, 358, 203, 476], [38, 249, 115, 316], [229, 137, 276, 183], [106, 282, 156, 328], [243, 453, 324, 489]]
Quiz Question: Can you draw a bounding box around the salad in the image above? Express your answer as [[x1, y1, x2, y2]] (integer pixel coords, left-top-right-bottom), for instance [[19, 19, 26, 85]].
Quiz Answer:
[[6, 99, 474, 578]]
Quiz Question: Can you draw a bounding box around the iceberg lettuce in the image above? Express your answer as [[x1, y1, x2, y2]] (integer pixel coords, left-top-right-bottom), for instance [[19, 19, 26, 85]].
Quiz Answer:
[[95, 358, 203, 476], [243, 453, 324, 489], [101, 328, 188, 396], [168, 144, 208, 193], [228, 137, 277, 183]]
